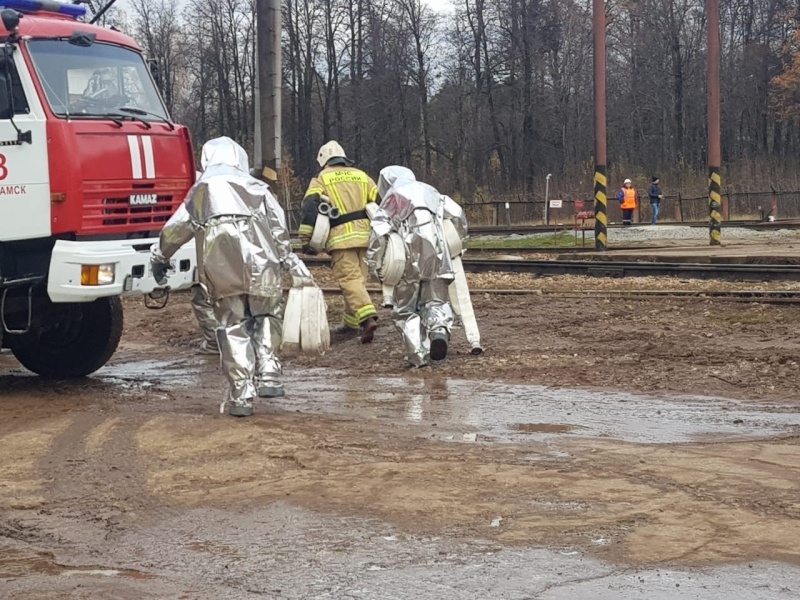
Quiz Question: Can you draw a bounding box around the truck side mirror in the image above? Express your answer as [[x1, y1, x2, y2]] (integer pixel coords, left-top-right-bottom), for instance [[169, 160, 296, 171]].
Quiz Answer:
[[1, 9, 20, 36], [0, 71, 10, 119], [0, 47, 11, 119]]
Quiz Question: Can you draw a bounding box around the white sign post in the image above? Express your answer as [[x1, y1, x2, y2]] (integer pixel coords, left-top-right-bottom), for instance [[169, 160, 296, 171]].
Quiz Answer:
[[544, 173, 552, 224]]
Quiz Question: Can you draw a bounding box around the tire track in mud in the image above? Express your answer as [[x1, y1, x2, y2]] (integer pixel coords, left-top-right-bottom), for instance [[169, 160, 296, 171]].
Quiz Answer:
[[1, 349, 271, 596], [20, 401, 272, 595], [41, 412, 149, 513], [3, 409, 194, 584]]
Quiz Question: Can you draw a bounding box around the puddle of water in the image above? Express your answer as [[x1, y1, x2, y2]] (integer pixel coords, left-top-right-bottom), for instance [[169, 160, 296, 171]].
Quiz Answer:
[[280, 372, 800, 444], [98, 359, 201, 388], [6, 506, 800, 599], [0, 357, 205, 396], [5, 352, 798, 446]]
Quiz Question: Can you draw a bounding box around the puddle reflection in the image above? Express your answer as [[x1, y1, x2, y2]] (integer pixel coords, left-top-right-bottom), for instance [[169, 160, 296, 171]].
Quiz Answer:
[[282, 373, 800, 445]]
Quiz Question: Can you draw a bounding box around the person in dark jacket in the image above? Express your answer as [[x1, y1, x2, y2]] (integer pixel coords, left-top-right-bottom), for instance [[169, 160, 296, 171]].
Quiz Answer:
[[648, 177, 664, 224]]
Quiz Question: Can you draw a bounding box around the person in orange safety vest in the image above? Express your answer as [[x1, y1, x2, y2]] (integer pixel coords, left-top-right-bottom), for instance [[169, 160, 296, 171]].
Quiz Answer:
[[617, 179, 639, 226]]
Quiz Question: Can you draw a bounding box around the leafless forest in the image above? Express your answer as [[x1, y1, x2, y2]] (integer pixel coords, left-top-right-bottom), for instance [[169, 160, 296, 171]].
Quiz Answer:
[[109, 0, 800, 204]]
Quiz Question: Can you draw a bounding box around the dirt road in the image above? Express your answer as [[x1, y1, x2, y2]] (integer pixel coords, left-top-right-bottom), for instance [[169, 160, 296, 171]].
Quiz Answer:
[[2, 274, 800, 598]]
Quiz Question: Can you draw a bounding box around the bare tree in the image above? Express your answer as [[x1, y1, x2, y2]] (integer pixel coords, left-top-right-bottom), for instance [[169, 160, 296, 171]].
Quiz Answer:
[[109, 0, 800, 201]]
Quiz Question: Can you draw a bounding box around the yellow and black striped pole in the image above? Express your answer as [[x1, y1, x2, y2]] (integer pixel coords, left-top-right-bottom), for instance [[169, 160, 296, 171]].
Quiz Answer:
[[594, 166, 607, 250], [709, 167, 722, 245], [707, 0, 722, 245], [593, 0, 607, 251]]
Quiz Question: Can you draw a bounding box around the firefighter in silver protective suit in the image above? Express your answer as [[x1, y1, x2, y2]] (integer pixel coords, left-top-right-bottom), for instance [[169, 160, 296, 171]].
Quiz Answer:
[[367, 166, 468, 367], [170, 201, 219, 356], [188, 170, 219, 355], [190, 283, 219, 354], [150, 137, 315, 417]]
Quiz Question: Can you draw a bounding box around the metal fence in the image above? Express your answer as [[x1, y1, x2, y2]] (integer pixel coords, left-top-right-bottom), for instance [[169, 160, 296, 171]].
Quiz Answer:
[[282, 190, 800, 230], [461, 190, 800, 226]]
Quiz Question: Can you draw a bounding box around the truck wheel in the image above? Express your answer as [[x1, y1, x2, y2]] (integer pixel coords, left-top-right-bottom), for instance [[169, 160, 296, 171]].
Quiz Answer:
[[11, 297, 124, 378]]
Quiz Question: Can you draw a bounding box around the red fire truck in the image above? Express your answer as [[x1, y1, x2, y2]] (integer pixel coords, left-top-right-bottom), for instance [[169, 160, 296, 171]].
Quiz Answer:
[[0, 1, 197, 377]]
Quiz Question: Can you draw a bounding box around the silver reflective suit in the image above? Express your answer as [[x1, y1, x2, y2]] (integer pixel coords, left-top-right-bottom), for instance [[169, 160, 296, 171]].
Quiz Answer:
[[188, 172, 219, 354], [169, 198, 219, 354], [190, 284, 218, 352], [152, 137, 312, 410], [368, 166, 468, 367]]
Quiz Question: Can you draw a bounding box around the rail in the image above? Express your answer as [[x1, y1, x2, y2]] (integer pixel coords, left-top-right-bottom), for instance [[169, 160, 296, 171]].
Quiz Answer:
[[163, 285, 800, 304], [287, 219, 800, 240], [168, 286, 800, 304], [299, 255, 800, 281]]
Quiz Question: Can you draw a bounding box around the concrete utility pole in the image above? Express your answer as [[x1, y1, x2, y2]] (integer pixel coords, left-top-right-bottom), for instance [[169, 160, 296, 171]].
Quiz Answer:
[[256, 0, 281, 184], [253, 31, 261, 169], [592, 0, 608, 251], [707, 0, 722, 245]]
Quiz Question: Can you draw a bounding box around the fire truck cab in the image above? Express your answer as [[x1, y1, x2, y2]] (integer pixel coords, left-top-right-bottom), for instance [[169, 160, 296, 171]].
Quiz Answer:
[[0, 1, 197, 377]]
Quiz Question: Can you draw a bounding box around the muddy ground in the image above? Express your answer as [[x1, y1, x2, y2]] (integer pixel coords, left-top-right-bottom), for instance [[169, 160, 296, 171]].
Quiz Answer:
[[2, 270, 800, 598]]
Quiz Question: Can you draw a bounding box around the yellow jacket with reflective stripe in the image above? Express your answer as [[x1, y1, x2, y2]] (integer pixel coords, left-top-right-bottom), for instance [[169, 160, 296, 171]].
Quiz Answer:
[[300, 166, 379, 251]]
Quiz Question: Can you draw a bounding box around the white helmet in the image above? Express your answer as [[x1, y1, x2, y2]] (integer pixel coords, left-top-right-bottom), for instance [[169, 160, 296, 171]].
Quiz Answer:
[[623, 178, 632, 185], [317, 141, 347, 168]]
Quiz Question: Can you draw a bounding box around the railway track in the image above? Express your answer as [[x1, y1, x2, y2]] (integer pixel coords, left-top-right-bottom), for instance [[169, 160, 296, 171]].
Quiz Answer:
[[467, 244, 669, 254], [164, 285, 800, 305], [300, 256, 800, 281], [300, 287, 800, 304], [288, 219, 800, 239], [532, 289, 800, 304], [289, 243, 667, 254]]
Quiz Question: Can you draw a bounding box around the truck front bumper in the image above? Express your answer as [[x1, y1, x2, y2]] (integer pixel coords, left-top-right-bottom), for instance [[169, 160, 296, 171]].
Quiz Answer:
[[47, 238, 197, 303]]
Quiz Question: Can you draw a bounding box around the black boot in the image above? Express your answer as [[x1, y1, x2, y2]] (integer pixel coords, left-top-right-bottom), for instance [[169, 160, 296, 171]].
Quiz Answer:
[[430, 330, 449, 362], [359, 317, 378, 344]]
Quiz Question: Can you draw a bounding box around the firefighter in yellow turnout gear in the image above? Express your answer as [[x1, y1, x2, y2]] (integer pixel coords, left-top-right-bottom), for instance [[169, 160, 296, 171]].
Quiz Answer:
[[299, 141, 380, 343]]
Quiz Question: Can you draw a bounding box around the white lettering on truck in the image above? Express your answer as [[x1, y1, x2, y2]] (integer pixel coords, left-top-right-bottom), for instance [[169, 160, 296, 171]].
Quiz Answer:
[[130, 194, 158, 206]]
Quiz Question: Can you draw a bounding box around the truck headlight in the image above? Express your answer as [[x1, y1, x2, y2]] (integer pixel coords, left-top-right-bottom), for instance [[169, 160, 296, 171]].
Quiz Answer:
[[81, 264, 116, 286]]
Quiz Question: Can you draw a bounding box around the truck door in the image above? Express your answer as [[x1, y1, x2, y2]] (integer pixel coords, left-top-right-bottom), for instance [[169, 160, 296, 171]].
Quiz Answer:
[[0, 48, 50, 242]]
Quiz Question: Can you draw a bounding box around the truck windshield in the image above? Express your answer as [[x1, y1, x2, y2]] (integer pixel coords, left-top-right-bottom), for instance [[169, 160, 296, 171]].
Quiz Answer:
[[26, 40, 168, 120]]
